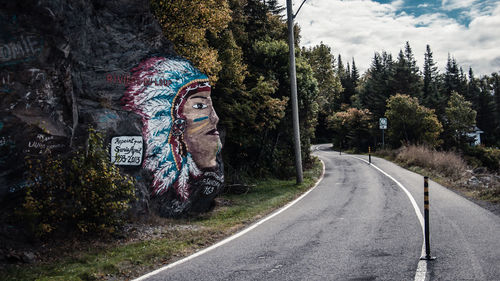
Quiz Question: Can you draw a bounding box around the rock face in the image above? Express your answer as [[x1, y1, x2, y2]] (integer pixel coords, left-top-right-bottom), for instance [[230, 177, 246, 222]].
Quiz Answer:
[[0, 0, 223, 218]]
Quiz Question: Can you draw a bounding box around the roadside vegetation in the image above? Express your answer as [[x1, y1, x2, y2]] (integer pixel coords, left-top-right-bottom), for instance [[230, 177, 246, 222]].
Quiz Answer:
[[1, 159, 323, 281], [376, 145, 500, 204]]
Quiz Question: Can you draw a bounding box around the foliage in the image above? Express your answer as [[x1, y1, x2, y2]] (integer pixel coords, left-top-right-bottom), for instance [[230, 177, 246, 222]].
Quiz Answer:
[[359, 51, 396, 119], [395, 145, 467, 180], [327, 107, 373, 151], [302, 43, 342, 114], [302, 43, 342, 142], [150, 0, 231, 84], [385, 94, 443, 147], [422, 45, 442, 110], [393, 42, 422, 101], [444, 91, 477, 146], [22, 128, 136, 236], [462, 146, 500, 172], [2, 160, 322, 281]]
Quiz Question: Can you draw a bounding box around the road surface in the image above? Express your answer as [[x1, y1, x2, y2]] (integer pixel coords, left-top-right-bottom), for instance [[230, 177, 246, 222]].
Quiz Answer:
[[135, 145, 500, 281]]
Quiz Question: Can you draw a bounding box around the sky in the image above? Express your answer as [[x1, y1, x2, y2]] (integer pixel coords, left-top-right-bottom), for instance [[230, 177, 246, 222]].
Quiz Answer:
[[277, 0, 500, 76]]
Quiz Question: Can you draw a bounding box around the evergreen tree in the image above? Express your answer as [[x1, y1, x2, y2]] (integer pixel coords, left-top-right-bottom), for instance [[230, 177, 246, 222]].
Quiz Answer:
[[393, 42, 422, 100], [491, 72, 500, 144], [466, 68, 481, 109], [476, 76, 497, 145], [351, 58, 360, 90], [360, 51, 395, 119], [422, 45, 442, 111], [443, 54, 460, 97]]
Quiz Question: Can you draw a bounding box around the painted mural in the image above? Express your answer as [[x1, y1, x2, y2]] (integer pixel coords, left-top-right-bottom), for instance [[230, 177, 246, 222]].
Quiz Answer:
[[122, 57, 223, 209]]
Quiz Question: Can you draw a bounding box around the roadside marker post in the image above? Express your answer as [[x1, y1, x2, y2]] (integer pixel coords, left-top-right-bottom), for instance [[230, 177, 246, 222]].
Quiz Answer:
[[420, 176, 436, 261], [368, 146, 371, 164]]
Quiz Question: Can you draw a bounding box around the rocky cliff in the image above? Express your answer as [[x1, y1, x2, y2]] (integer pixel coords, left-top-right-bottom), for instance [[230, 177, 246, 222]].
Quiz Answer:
[[0, 0, 222, 218]]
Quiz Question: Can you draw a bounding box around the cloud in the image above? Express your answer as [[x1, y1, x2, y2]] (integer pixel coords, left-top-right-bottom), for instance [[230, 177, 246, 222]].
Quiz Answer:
[[441, 0, 478, 11], [279, 0, 500, 76]]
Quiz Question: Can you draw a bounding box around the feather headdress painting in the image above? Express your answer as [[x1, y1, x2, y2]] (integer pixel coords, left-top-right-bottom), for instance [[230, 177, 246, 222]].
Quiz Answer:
[[122, 57, 223, 204]]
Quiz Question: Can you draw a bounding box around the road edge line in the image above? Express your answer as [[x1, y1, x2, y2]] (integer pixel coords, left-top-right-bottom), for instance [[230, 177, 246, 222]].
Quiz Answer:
[[350, 155, 427, 281], [132, 159, 326, 281]]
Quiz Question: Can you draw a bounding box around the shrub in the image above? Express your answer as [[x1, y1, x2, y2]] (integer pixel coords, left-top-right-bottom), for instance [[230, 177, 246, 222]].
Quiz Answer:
[[396, 145, 467, 180], [385, 94, 443, 148], [463, 146, 500, 172], [22, 128, 136, 236]]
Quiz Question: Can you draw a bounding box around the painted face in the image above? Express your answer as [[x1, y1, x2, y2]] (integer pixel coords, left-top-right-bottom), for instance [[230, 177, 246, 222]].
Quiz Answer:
[[182, 90, 220, 169]]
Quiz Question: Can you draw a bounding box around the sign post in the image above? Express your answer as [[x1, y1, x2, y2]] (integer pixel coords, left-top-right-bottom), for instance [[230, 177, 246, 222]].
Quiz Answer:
[[379, 118, 387, 149]]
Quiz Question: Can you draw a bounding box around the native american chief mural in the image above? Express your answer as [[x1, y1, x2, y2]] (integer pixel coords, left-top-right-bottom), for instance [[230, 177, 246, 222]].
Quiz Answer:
[[122, 57, 223, 217]]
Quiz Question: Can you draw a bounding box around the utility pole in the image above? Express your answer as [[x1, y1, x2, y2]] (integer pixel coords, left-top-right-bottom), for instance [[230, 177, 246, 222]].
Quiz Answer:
[[286, 0, 303, 184]]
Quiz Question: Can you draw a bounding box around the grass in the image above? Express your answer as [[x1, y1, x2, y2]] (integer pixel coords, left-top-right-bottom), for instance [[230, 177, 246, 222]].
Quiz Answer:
[[1, 158, 323, 281], [374, 145, 500, 204]]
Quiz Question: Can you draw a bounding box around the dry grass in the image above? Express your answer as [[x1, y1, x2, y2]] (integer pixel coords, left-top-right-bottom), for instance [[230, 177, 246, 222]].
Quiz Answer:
[[395, 145, 467, 180]]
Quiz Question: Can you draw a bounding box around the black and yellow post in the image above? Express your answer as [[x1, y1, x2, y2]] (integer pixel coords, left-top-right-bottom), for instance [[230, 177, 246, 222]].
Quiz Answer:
[[420, 176, 436, 260], [368, 146, 371, 164]]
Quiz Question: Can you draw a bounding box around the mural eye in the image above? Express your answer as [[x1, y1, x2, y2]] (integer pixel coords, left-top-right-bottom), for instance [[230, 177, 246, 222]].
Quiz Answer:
[[193, 103, 207, 109]]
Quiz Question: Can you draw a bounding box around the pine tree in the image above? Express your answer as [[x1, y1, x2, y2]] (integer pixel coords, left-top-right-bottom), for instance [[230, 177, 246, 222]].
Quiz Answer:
[[351, 58, 360, 89], [393, 42, 422, 100], [443, 54, 460, 97], [491, 72, 500, 144], [422, 45, 441, 111], [466, 68, 481, 109], [476, 76, 497, 145], [360, 51, 395, 119]]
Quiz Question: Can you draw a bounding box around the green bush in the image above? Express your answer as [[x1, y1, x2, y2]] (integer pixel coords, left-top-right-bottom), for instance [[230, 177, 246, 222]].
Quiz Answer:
[[463, 146, 500, 172], [22, 128, 136, 236]]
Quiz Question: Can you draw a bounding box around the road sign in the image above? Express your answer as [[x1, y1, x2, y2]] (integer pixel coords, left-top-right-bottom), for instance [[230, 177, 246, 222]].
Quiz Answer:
[[379, 118, 387, 130]]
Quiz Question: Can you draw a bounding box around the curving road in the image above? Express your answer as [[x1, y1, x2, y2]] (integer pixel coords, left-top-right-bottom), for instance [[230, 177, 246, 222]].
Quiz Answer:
[[135, 145, 500, 281]]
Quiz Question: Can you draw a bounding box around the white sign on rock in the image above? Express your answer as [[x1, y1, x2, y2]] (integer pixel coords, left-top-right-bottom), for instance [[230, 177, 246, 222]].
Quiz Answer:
[[111, 136, 143, 166]]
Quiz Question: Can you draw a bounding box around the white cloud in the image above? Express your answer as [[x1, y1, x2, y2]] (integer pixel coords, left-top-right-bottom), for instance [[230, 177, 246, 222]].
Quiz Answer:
[[279, 0, 500, 76], [442, 0, 478, 11]]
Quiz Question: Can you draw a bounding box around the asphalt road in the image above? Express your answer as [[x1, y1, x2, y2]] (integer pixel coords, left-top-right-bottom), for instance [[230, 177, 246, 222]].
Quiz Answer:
[[136, 145, 500, 281]]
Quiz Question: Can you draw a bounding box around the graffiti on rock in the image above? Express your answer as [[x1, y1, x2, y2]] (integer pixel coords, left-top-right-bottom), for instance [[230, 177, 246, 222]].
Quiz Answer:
[[122, 57, 223, 201], [0, 35, 43, 67], [106, 73, 172, 87], [0, 14, 44, 67], [23, 133, 66, 155], [0, 72, 14, 93], [111, 136, 143, 166]]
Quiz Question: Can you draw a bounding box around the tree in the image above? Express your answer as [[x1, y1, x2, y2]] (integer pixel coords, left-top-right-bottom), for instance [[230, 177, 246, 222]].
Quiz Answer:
[[265, 0, 285, 15], [393, 42, 422, 100], [150, 0, 231, 84], [466, 68, 481, 107], [351, 58, 360, 91], [385, 94, 443, 147], [302, 43, 342, 142], [360, 51, 395, 119], [442, 54, 461, 97], [422, 45, 442, 111], [476, 76, 497, 145], [327, 107, 373, 152], [492, 72, 500, 144], [444, 92, 477, 147]]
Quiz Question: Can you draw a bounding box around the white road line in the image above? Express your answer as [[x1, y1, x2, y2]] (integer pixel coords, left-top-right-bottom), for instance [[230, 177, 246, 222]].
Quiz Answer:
[[350, 155, 428, 281], [133, 160, 326, 281]]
